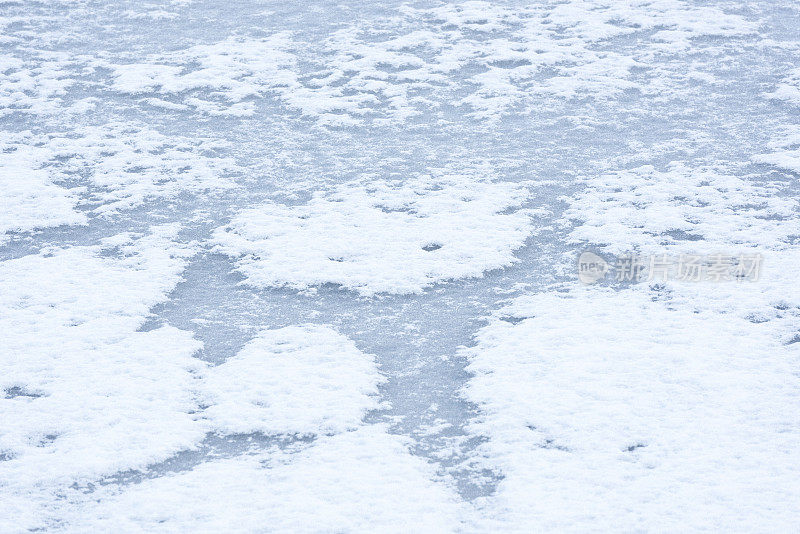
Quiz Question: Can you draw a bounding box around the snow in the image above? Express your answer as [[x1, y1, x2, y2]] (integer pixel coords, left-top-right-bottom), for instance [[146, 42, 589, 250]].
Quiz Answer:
[[2, 0, 800, 531], [459, 59, 800, 527], [70, 425, 466, 533], [202, 325, 385, 435], [95, 0, 757, 126], [768, 67, 800, 106], [0, 232, 406, 531], [0, 138, 86, 242], [214, 172, 534, 295], [0, 52, 75, 116], [108, 33, 298, 116], [0, 227, 205, 531], [42, 123, 239, 215], [564, 163, 798, 254], [463, 284, 800, 531], [753, 128, 800, 175]]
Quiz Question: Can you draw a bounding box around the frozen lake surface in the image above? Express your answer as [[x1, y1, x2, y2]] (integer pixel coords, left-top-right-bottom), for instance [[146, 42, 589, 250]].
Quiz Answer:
[[2, 0, 799, 531]]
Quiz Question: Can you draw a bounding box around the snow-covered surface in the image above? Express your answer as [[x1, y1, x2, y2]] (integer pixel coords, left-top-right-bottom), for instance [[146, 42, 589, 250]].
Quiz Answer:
[[71, 426, 468, 533], [0, 141, 86, 242], [463, 282, 800, 530], [214, 172, 533, 295], [2, 0, 800, 531], [202, 325, 384, 435]]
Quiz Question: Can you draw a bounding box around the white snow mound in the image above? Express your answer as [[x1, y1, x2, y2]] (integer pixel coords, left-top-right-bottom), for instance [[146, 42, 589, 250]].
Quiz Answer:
[[214, 174, 533, 295], [203, 325, 384, 435]]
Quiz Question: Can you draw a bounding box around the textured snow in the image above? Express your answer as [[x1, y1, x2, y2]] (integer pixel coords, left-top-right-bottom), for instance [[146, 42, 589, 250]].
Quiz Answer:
[[40, 124, 237, 214], [0, 226, 206, 531], [462, 81, 800, 529], [71, 425, 466, 533], [108, 33, 298, 118], [768, 67, 800, 106], [0, 123, 237, 235], [463, 284, 800, 531], [214, 172, 533, 295], [0, 52, 76, 116], [0, 139, 85, 242], [98, 0, 757, 125], [753, 128, 800, 175], [463, 157, 800, 530], [564, 163, 798, 253], [0, 236, 394, 531], [202, 325, 384, 435], [3, 0, 800, 531]]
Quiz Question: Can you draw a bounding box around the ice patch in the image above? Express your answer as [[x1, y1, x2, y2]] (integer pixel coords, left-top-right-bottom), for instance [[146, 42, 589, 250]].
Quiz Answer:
[[213, 173, 534, 295]]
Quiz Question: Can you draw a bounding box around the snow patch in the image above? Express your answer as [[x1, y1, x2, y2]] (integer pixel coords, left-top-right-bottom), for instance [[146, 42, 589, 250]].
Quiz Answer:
[[464, 285, 800, 531], [202, 325, 384, 435], [0, 136, 86, 242], [213, 173, 534, 295], [564, 163, 797, 253], [753, 128, 800, 175], [768, 67, 800, 106], [98, 0, 756, 124], [0, 226, 205, 531], [71, 425, 467, 532]]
